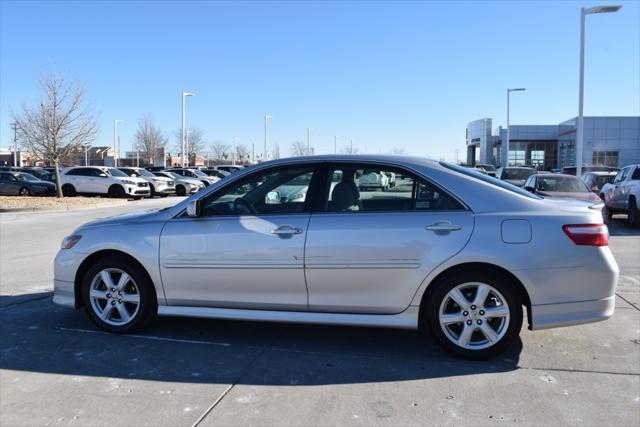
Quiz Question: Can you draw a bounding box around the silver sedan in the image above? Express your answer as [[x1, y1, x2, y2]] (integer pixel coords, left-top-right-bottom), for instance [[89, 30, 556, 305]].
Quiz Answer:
[[53, 155, 618, 359]]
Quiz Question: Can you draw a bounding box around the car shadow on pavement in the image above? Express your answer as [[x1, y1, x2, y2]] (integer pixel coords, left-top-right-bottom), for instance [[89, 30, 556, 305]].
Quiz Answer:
[[608, 217, 640, 236], [0, 295, 522, 386]]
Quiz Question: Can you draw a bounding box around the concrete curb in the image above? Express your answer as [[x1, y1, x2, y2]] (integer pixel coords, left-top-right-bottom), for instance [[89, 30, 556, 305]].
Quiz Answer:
[[0, 199, 129, 213]]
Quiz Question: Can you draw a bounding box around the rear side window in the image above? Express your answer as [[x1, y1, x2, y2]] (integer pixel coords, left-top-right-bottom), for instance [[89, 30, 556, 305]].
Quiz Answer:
[[632, 168, 640, 180], [441, 161, 541, 200], [325, 165, 464, 212]]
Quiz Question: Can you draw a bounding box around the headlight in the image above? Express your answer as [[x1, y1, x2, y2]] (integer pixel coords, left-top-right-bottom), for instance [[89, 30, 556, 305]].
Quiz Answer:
[[61, 235, 82, 249], [121, 179, 135, 185]]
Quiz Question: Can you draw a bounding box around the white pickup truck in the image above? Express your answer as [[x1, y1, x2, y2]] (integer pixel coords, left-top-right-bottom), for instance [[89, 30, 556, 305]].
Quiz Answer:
[[600, 164, 640, 227]]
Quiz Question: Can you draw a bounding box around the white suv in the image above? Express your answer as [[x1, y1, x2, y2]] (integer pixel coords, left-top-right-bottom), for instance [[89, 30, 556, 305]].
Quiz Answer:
[[118, 167, 175, 197], [60, 166, 150, 199]]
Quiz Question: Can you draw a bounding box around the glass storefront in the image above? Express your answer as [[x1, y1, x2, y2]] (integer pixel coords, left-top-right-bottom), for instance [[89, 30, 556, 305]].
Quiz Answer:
[[507, 141, 557, 170]]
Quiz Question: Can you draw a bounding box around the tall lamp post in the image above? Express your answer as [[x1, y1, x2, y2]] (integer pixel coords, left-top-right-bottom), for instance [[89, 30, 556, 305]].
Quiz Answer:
[[113, 119, 123, 167], [334, 136, 337, 154], [576, 4, 622, 177], [307, 128, 312, 155], [181, 92, 196, 168], [85, 143, 91, 166], [232, 136, 238, 165], [186, 130, 192, 167], [263, 115, 271, 162], [506, 88, 526, 167]]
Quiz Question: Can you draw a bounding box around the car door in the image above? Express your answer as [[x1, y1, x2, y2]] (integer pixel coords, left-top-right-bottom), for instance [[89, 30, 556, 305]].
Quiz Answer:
[[0, 173, 18, 195], [610, 168, 628, 209], [159, 164, 321, 310], [304, 163, 474, 314]]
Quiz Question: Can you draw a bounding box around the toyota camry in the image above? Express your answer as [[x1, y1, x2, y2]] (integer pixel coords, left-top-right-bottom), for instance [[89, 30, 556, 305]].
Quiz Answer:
[[53, 155, 618, 359]]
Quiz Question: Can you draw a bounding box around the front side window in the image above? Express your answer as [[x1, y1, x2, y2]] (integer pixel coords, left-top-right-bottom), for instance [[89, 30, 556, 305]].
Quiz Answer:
[[199, 167, 316, 217], [325, 165, 463, 212], [66, 168, 91, 176]]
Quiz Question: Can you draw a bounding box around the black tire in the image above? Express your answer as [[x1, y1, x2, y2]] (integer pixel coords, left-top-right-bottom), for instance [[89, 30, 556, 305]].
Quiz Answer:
[[19, 187, 31, 196], [148, 184, 156, 198], [424, 269, 523, 360], [108, 185, 126, 198], [62, 184, 77, 197], [81, 255, 157, 333], [628, 198, 640, 228], [176, 185, 186, 196]]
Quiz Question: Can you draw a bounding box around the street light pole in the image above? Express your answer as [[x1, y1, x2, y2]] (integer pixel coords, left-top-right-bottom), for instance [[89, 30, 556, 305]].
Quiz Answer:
[[334, 136, 337, 154], [113, 119, 123, 167], [264, 115, 271, 162], [232, 136, 238, 165], [506, 88, 526, 167], [181, 92, 195, 168], [186, 130, 192, 167], [307, 128, 312, 155], [12, 121, 18, 167], [576, 4, 622, 177]]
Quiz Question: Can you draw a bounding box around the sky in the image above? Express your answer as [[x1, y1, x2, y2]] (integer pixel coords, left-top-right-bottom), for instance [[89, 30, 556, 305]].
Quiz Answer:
[[1, 0, 638, 161]]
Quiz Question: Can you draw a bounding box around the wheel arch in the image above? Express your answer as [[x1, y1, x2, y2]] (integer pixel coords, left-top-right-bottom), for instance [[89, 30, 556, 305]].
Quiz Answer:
[[417, 262, 532, 329], [108, 183, 126, 196], [74, 249, 156, 309]]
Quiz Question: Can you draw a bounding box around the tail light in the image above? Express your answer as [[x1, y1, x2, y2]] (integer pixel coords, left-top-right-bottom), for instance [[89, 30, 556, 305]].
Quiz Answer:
[[562, 224, 609, 246]]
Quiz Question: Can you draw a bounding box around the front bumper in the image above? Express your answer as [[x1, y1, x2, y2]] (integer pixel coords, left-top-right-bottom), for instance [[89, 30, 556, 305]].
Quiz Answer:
[[53, 279, 75, 308], [124, 184, 150, 196]]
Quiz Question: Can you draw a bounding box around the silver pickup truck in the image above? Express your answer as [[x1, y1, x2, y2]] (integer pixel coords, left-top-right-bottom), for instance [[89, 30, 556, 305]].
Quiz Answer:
[[600, 164, 640, 227]]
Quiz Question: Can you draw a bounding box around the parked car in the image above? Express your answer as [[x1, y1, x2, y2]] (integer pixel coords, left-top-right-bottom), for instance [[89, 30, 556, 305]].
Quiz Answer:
[[358, 170, 390, 191], [475, 164, 497, 177], [496, 166, 537, 187], [523, 173, 601, 204], [0, 171, 56, 196], [165, 168, 219, 187], [118, 167, 175, 197], [54, 155, 618, 360], [211, 164, 243, 174], [59, 166, 150, 199], [561, 165, 619, 176], [581, 171, 617, 193], [199, 168, 230, 180], [18, 167, 49, 179], [152, 171, 204, 196], [600, 164, 640, 227]]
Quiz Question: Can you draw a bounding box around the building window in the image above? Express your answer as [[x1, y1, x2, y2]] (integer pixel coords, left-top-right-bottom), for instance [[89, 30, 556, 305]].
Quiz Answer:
[[592, 151, 618, 167]]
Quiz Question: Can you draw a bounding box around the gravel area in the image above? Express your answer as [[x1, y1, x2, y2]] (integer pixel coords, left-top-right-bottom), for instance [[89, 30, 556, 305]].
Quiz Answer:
[[0, 196, 127, 212]]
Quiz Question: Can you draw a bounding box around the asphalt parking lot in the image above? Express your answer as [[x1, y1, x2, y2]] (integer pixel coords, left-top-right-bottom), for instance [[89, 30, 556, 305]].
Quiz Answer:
[[1, 198, 639, 426]]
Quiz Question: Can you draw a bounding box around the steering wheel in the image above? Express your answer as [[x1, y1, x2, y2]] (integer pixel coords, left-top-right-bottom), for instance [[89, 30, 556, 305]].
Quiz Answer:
[[233, 197, 255, 214]]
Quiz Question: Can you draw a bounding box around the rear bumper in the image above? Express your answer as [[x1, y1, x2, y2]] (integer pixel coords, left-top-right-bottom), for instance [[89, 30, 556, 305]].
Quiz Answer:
[[530, 296, 615, 330]]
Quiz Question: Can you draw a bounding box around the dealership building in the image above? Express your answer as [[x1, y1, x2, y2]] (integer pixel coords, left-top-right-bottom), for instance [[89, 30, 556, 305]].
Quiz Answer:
[[466, 116, 640, 170]]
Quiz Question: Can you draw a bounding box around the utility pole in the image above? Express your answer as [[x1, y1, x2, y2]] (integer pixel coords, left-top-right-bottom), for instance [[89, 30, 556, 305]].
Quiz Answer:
[[307, 128, 312, 155], [334, 136, 337, 154], [11, 121, 18, 167]]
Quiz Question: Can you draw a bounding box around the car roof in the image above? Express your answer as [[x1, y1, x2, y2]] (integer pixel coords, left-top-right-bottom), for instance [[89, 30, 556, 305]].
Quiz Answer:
[[583, 171, 618, 176], [535, 173, 578, 178]]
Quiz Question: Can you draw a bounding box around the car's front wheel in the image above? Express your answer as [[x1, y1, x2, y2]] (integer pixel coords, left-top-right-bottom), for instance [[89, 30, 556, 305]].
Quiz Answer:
[[81, 256, 156, 333], [425, 269, 523, 359]]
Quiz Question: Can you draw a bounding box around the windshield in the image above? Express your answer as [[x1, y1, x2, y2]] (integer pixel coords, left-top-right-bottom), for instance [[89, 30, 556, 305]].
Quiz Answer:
[[106, 168, 128, 177], [503, 168, 535, 180], [193, 170, 208, 178], [166, 172, 182, 179], [136, 169, 155, 177], [441, 162, 541, 199], [477, 164, 496, 172], [538, 176, 589, 193], [16, 173, 39, 181]]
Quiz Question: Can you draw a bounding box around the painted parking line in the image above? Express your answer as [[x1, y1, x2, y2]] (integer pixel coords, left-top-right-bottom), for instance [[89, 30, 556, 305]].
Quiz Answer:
[[57, 327, 231, 347]]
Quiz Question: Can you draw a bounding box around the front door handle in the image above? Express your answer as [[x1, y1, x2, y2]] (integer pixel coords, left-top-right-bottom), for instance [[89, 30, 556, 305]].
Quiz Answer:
[[271, 225, 303, 236], [426, 221, 462, 232]]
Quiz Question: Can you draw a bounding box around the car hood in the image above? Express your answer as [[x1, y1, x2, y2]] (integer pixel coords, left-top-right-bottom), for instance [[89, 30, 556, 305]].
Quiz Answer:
[[77, 209, 170, 230], [150, 176, 172, 183], [114, 176, 147, 184], [177, 177, 202, 185], [31, 180, 56, 188], [537, 191, 601, 203]]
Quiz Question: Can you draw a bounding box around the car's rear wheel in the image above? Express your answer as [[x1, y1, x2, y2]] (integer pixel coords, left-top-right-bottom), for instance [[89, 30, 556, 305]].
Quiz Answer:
[[19, 187, 31, 196], [81, 257, 156, 333], [425, 269, 523, 359], [176, 185, 186, 196], [108, 185, 126, 198], [62, 184, 76, 197]]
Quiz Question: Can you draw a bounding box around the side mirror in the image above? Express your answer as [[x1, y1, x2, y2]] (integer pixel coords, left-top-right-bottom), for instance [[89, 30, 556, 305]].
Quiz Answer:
[[524, 186, 535, 193], [266, 190, 281, 204], [186, 199, 201, 218]]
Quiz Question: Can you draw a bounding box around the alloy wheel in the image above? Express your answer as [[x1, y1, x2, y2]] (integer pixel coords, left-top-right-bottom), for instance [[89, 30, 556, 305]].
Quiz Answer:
[[89, 268, 141, 326], [438, 282, 510, 350]]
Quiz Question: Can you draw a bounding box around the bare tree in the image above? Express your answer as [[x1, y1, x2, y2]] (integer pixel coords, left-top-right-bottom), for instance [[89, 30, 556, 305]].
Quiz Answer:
[[173, 127, 206, 159], [391, 147, 406, 155], [235, 144, 250, 164], [134, 115, 168, 166], [13, 75, 98, 197], [211, 141, 230, 161], [270, 142, 280, 160], [290, 140, 307, 157]]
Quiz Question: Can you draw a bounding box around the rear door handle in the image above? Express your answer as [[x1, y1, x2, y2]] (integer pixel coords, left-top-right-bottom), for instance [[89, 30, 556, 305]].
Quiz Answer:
[[426, 221, 462, 232], [271, 225, 303, 235]]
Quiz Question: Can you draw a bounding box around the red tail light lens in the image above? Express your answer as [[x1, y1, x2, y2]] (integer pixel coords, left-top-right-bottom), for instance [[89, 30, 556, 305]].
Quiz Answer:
[[562, 224, 609, 246]]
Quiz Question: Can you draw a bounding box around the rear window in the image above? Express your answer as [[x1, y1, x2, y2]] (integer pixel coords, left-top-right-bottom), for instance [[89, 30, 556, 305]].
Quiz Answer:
[[441, 162, 541, 199]]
